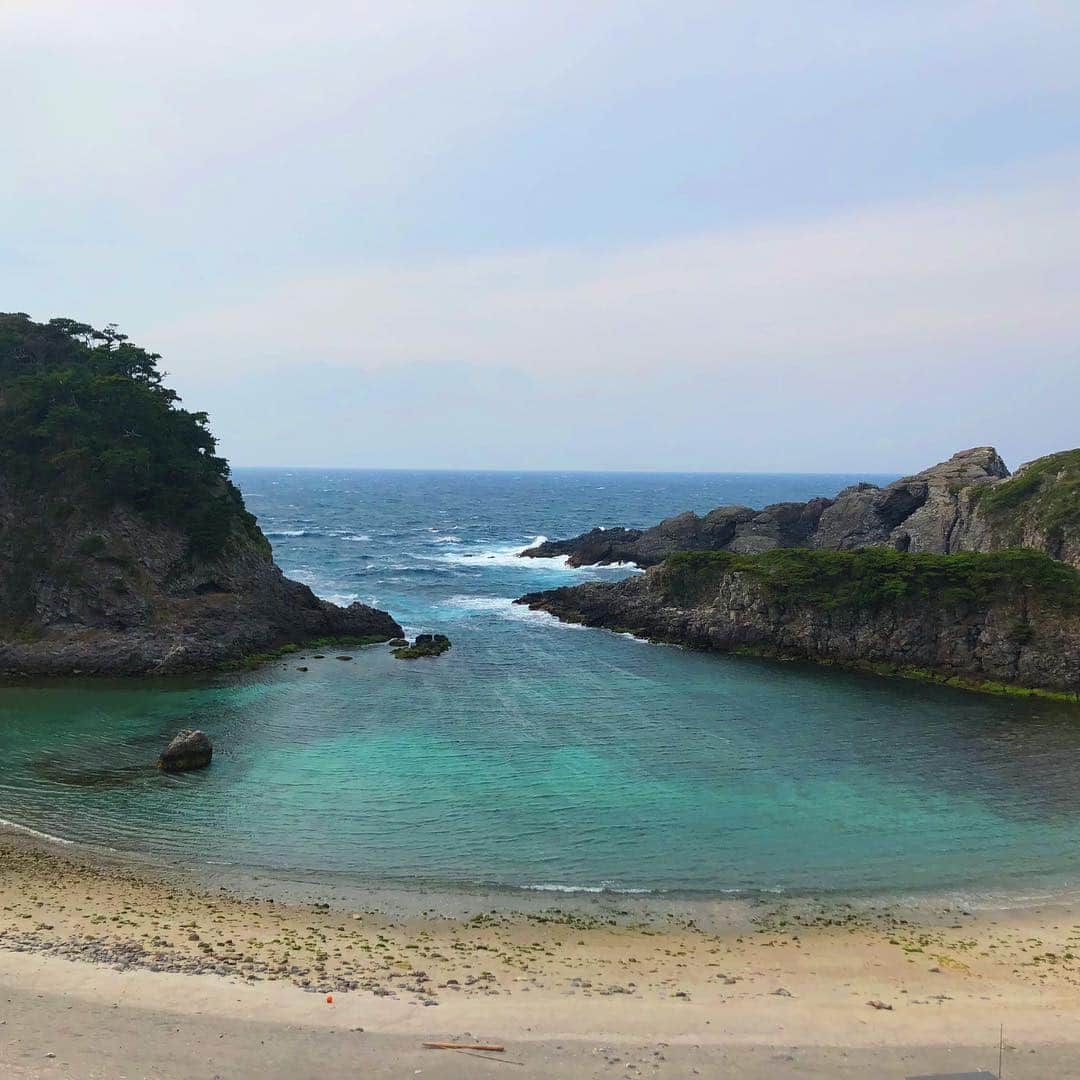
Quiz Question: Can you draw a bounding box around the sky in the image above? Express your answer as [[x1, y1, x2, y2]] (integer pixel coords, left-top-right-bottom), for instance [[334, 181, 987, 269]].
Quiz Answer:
[[2, 1, 1078, 473]]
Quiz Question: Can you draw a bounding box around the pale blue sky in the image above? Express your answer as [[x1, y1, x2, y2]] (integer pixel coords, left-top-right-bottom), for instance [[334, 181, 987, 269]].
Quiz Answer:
[[2, 1, 1078, 472]]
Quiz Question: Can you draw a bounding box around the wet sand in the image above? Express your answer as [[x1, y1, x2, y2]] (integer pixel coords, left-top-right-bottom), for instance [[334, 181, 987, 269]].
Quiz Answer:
[[2, 831, 1080, 1077]]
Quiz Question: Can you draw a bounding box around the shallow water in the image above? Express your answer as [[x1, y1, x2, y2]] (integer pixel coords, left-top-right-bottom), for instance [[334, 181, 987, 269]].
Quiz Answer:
[[2, 469, 1080, 899]]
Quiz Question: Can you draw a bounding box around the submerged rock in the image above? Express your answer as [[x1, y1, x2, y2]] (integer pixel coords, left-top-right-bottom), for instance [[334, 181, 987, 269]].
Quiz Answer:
[[157, 729, 213, 772], [393, 633, 451, 660], [34, 758, 152, 788]]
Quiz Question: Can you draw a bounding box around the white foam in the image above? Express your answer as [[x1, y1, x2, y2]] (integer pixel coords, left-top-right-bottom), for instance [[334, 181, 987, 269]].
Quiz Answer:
[[341, 534, 371, 542], [438, 536, 575, 570], [0, 816, 75, 846], [265, 529, 312, 538], [523, 882, 654, 895], [433, 535, 461, 544], [283, 567, 317, 585], [616, 630, 664, 645], [444, 595, 524, 614], [442, 594, 589, 629], [322, 592, 360, 607], [440, 535, 644, 574]]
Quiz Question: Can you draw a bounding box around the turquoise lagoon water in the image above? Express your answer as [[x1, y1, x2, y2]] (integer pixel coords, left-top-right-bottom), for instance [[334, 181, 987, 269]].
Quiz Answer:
[[2, 469, 1080, 899]]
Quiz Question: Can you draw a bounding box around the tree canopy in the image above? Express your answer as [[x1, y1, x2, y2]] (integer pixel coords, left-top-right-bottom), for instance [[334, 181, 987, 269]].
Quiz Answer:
[[0, 313, 262, 556]]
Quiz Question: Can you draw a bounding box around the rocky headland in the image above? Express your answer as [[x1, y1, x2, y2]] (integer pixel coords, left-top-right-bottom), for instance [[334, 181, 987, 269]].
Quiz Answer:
[[521, 447, 1080, 570], [518, 446, 1080, 697], [0, 314, 401, 676], [519, 547, 1080, 697]]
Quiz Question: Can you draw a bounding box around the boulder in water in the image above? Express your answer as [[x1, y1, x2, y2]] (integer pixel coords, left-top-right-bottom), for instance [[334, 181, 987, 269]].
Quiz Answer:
[[157, 729, 213, 772], [393, 633, 451, 659]]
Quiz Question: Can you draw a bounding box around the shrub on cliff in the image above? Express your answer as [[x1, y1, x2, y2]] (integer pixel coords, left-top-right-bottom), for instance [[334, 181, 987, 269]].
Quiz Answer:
[[658, 547, 1080, 611], [969, 448, 1080, 547], [0, 313, 264, 557]]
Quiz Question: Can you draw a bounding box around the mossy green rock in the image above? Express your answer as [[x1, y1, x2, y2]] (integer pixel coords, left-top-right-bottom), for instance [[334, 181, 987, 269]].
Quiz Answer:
[[393, 634, 451, 660], [962, 449, 1080, 568]]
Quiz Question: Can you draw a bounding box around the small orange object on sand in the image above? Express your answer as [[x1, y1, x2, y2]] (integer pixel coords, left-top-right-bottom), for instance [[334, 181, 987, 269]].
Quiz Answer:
[[326, 994, 334, 1004]]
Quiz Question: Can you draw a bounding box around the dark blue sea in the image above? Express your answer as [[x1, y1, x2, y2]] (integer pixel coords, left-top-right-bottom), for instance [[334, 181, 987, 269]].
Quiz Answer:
[[3, 468, 1080, 901]]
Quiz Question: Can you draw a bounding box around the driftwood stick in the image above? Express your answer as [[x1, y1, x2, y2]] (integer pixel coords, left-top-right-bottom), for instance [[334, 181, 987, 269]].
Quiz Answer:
[[423, 1042, 506, 1052]]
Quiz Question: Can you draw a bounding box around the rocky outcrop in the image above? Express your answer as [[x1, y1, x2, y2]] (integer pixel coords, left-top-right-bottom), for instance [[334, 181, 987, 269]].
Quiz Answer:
[[0, 314, 403, 677], [528, 526, 645, 567], [158, 729, 213, 771], [522, 447, 1080, 570], [0, 473, 402, 678], [518, 549, 1080, 696], [0, 494, 402, 675], [951, 449, 1080, 569], [393, 633, 451, 659]]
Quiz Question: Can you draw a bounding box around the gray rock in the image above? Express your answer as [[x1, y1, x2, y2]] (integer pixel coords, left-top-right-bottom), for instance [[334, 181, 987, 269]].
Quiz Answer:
[[521, 527, 643, 566], [518, 555, 1080, 695], [0, 478, 404, 678], [521, 446, 1044, 569], [394, 634, 452, 659], [886, 447, 1008, 555], [813, 483, 890, 550], [158, 729, 213, 772]]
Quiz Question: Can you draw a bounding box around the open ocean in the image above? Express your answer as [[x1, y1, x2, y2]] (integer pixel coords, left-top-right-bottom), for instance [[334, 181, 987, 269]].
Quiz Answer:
[[3, 468, 1080, 900]]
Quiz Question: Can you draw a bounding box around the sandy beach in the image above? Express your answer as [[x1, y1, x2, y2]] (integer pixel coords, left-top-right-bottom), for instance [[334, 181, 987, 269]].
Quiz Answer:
[[2, 832, 1080, 1077]]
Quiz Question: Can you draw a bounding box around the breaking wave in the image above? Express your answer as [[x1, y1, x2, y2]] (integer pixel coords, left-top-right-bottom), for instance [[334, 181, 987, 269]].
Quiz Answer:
[[437, 536, 573, 569], [522, 882, 654, 895], [442, 595, 589, 629], [0, 816, 76, 846]]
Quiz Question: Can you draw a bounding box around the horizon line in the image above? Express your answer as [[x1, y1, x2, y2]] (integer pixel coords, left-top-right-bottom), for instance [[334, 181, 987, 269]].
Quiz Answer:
[[228, 463, 904, 477]]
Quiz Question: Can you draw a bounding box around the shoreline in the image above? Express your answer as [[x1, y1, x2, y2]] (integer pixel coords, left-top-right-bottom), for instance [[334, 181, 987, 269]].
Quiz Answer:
[[0, 632, 402, 683], [4, 828, 1080, 1076], [5, 819, 1080, 927]]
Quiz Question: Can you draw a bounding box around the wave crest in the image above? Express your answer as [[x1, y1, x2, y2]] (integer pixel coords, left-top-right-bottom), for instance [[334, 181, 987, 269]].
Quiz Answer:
[[523, 882, 654, 895], [442, 595, 589, 629]]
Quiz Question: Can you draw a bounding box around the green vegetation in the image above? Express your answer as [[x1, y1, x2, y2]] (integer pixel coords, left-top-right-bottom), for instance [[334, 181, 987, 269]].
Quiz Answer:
[[393, 634, 452, 659], [658, 546, 1080, 611], [969, 448, 1080, 546], [216, 635, 394, 672], [0, 313, 265, 558], [75, 534, 108, 557]]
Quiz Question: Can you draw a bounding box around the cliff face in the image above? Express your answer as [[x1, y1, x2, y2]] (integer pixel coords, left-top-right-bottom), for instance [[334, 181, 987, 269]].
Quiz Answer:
[[0, 476, 402, 677], [952, 450, 1080, 569], [0, 314, 401, 676], [522, 447, 1080, 571], [518, 549, 1080, 696]]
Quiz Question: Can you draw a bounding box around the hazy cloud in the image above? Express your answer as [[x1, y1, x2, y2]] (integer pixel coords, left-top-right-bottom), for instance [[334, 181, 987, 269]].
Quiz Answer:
[[2, 1, 1078, 470], [153, 169, 1080, 378]]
